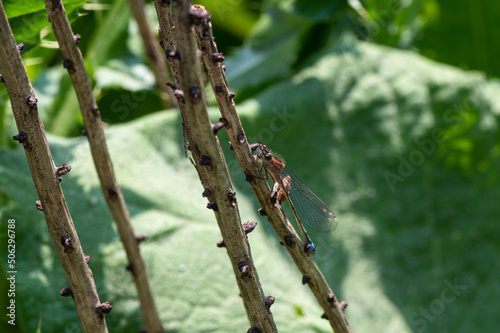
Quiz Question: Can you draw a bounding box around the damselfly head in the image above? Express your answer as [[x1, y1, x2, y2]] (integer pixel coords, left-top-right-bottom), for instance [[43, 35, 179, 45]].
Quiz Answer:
[[257, 144, 273, 161]]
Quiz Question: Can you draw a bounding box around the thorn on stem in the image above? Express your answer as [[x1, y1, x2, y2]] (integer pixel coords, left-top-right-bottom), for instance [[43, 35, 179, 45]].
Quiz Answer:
[[202, 188, 213, 197], [258, 208, 266, 216], [247, 325, 262, 333], [327, 293, 336, 305], [199, 154, 211, 166], [227, 188, 237, 205], [95, 302, 112, 315], [35, 200, 43, 211], [61, 235, 74, 254], [237, 133, 245, 144], [302, 275, 310, 285], [207, 201, 218, 211], [13, 131, 27, 143], [61, 235, 71, 247], [339, 301, 348, 312], [173, 89, 185, 103], [135, 234, 148, 243], [56, 163, 72, 177], [284, 235, 294, 248], [188, 4, 211, 24], [60, 288, 73, 297], [165, 49, 180, 61], [108, 186, 119, 201], [238, 261, 250, 282], [201, 27, 210, 40], [212, 118, 228, 135], [242, 221, 257, 235], [265, 296, 275, 309], [73, 34, 81, 44], [189, 86, 201, 104], [17, 43, 24, 55], [26, 96, 37, 107], [63, 59, 75, 74], [212, 52, 225, 62], [216, 240, 225, 248], [214, 85, 224, 97]]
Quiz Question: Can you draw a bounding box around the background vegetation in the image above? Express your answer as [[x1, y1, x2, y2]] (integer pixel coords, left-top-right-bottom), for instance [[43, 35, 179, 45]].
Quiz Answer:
[[1, 0, 498, 332]]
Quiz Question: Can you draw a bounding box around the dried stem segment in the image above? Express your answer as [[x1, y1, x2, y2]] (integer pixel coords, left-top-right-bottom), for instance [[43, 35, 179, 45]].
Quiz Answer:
[[154, 0, 278, 331], [192, 6, 353, 333], [0, 2, 108, 332], [128, 0, 175, 107], [44, 1, 164, 332]]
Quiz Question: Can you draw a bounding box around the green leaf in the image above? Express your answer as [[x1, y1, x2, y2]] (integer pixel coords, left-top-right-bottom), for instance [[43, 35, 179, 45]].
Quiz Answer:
[[224, 1, 349, 96], [2, 1, 500, 332], [3, 0, 89, 48], [225, 7, 306, 92], [237, 40, 500, 332], [0, 110, 332, 332], [3, 38, 500, 331], [94, 59, 155, 91]]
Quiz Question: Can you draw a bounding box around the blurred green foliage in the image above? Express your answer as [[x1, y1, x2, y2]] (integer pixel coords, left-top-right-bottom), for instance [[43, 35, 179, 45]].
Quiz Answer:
[[1, 0, 499, 332], [360, 0, 500, 76]]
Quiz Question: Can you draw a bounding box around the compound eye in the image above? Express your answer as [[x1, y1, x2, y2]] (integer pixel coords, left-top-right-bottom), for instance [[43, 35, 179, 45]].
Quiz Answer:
[[263, 154, 272, 161]]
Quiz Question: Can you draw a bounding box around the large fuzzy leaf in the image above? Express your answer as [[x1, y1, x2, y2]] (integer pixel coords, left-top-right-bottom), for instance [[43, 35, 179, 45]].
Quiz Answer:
[[1, 37, 499, 332], [0, 109, 331, 332]]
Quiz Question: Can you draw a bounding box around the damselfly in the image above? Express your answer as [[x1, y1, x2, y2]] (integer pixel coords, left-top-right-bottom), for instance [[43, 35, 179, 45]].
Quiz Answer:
[[256, 144, 337, 255]]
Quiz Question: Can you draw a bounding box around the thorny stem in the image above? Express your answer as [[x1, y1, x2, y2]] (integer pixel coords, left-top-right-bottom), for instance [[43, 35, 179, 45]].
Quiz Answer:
[[44, 1, 164, 332], [0, 2, 108, 332], [153, 0, 196, 159], [154, 0, 278, 331], [192, 5, 353, 333]]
